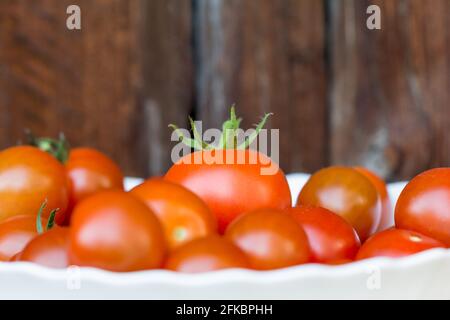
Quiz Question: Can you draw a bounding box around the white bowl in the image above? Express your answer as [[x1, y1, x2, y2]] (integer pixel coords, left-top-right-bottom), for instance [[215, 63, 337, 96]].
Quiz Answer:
[[2, 174, 449, 300]]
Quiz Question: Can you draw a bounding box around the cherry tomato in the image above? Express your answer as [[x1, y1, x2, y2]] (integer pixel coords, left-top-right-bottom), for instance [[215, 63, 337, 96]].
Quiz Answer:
[[165, 149, 291, 233], [165, 235, 250, 273], [0, 146, 69, 225], [0, 215, 43, 261], [354, 167, 392, 231], [296, 166, 381, 242], [68, 191, 166, 272], [130, 178, 217, 250], [286, 206, 360, 263], [19, 227, 69, 268], [225, 208, 310, 270], [395, 168, 450, 245], [356, 228, 445, 260], [65, 147, 124, 224]]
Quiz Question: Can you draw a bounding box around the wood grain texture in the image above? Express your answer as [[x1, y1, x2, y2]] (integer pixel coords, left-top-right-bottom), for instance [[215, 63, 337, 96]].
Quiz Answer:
[[329, 0, 449, 180], [0, 0, 145, 175], [141, 0, 193, 175], [195, 0, 328, 173]]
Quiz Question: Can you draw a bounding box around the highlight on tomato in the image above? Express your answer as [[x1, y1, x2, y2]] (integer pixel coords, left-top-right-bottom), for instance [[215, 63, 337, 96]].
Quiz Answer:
[[395, 168, 450, 246], [165, 107, 292, 233], [225, 208, 311, 270], [286, 206, 360, 264], [296, 166, 382, 242], [0, 215, 41, 262], [0, 146, 69, 225], [68, 191, 166, 272], [19, 227, 70, 269], [130, 178, 217, 250], [165, 235, 250, 273], [356, 228, 445, 260]]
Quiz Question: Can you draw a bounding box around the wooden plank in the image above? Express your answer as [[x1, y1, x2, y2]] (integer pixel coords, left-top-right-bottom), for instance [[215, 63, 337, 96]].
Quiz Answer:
[[141, 0, 193, 175], [0, 0, 193, 176], [329, 0, 449, 180], [195, 0, 327, 173]]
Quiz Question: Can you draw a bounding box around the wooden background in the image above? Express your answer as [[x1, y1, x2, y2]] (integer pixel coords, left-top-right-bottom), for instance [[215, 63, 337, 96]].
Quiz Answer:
[[0, 0, 448, 180]]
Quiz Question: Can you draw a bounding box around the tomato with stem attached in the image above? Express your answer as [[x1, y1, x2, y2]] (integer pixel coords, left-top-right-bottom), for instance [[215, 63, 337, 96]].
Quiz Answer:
[[131, 178, 216, 250], [27, 133, 124, 225], [225, 208, 311, 270], [395, 168, 450, 246], [165, 235, 250, 273], [165, 108, 291, 233], [286, 206, 360, 264], [296, 166, 381, 242], [68, 191, 166, 272], [0, 146, 69, 225], [1, 200, 59, 262], [356, 228, 445, 260]]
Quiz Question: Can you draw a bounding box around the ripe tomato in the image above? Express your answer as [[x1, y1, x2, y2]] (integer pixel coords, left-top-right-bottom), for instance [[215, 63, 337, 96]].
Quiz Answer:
[[356, 228, 445, 260], [165, 149, 291, 233], [225, 208, 310, 270], [165, 235, 250, 273], [130, 178, 217, 250], [65, 148, 124, 224], [0, 146, 69, 225], [395, 168, 450, 245], [0, 215, 43, 261], [296, 166, 381, 242], [354, 167, 392, 231], [19, 227, 69, 268], [286, 206, 360, 263], [68, 191, 166, 272]]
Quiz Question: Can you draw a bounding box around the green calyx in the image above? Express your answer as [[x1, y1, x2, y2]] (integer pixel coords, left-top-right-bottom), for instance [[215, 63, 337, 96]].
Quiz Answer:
[[25, 130, 70, 164], [36, 199, 59, 234], [169, 106, 273, 151]]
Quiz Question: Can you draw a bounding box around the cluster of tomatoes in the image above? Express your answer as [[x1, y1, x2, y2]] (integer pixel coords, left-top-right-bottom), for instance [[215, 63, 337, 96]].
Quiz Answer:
[[0, 122, 449, 273]]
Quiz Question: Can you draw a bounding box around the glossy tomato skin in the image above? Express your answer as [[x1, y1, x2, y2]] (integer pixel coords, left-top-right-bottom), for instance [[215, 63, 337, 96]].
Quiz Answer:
[[225, 208, 310, 270], [286, 206, 360, 264], [356, 228, 445, 260], [395, 168, 450, 245], [68, 191, 166, 272], [296, 166, 381, 242], [65, 148, 124, 224], [165, 149, 291, 233], [19, 227, 69, 268], [0, 146, 69, 225], [0, 215, 44, 261], [130, 178, 217, 250], [354, 167, 392, 231], [165, 235, 250, 273]]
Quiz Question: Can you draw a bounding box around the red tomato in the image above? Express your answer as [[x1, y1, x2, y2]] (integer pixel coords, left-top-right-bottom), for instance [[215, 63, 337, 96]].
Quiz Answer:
[[68, 191, 166, 272], [225, 208, 310, 270], [356, 228, 445, 260], [165, 235, 250, 273], [395, 168, 450, 245], [130, 178, 217, 250], [286, 206, 360, 263], [296, 166, 381, 242], [0, 146, 69, 225], [354, 167, 392, 231], [165, 149, 291, 233], [19, 227, 69, 268], [0, 215, 43, 261], [65, 148, 124, 224]]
